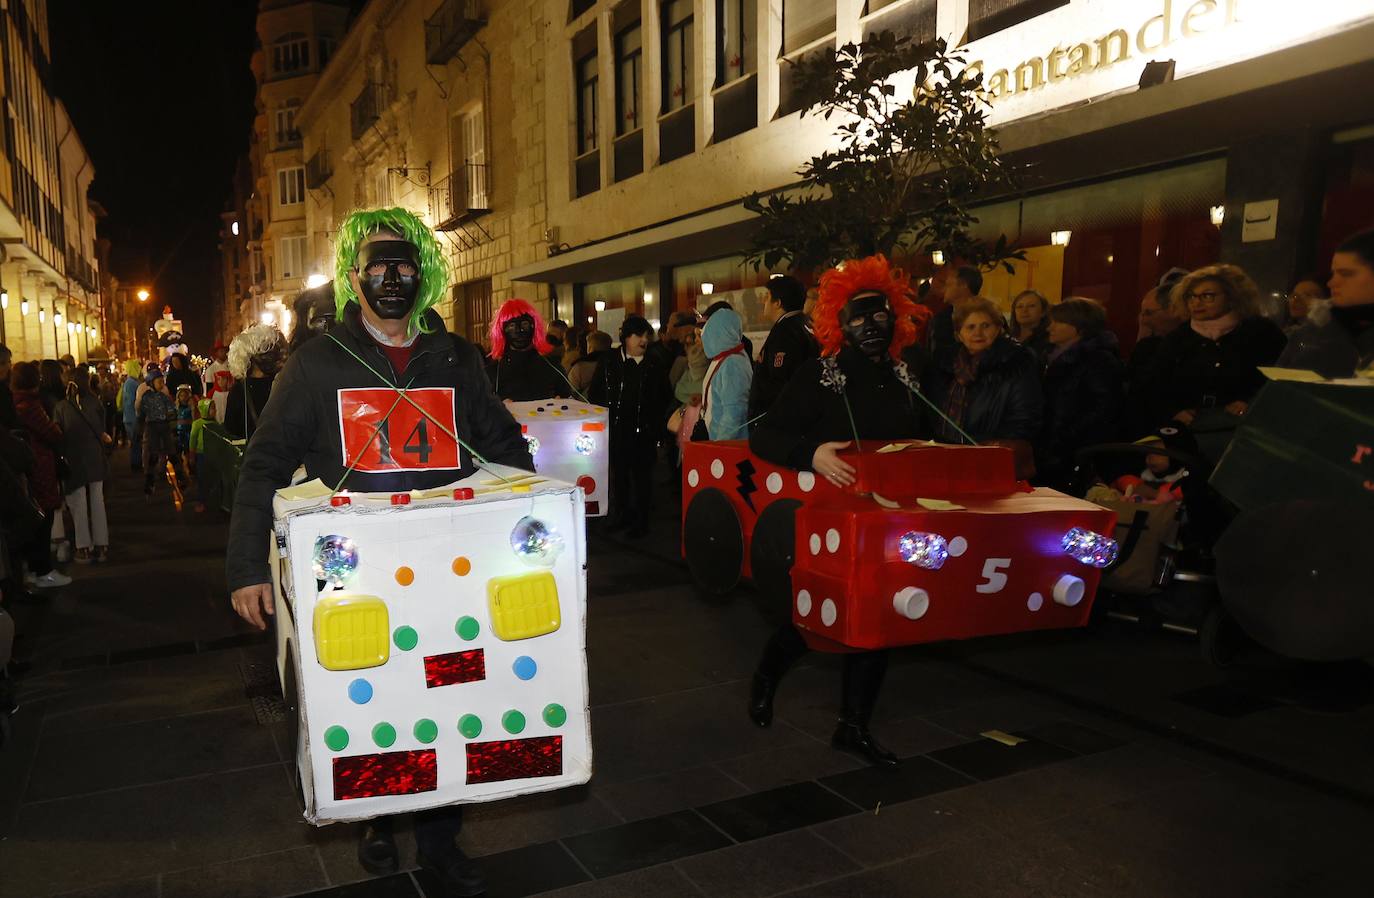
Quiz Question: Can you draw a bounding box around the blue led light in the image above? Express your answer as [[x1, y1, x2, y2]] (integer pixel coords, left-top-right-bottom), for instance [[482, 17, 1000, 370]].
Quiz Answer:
[[898, 531, 948, 569], [312, 535, 358, 587], [1062, 527, 1119, 568], [574, 433, 595, 455]]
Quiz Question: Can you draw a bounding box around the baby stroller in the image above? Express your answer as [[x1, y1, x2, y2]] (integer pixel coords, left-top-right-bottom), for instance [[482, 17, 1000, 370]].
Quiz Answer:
[[1070, 424, 1246, 666]]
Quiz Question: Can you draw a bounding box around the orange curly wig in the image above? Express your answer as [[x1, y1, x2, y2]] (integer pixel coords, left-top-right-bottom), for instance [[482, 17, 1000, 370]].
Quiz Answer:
[[813, 255, 930, 360]]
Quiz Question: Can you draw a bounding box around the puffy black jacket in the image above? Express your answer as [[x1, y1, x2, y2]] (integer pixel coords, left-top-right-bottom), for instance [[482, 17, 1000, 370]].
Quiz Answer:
[[485, 349, 571, 401], [1277, 304, 1374, 379], [924, 336, 1043, 443], [1149, 316, 1286, 421], [588, 347, 674, 447], [1036, 333, 1124, 487], [226, 304, 532, 592]]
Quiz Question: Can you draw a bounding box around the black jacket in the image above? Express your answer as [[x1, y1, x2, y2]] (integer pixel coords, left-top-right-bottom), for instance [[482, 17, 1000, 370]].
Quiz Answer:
[[923, 336, 1043, 443], [588, 347, 673, 449], [1149, 317, 1286, 420], [1013, 321, 1053, 368], [485, 349, 570, 401], [224, 377, 276, 440], [1277, 305, 1374, 379], [226, 305, 532, 592], [751, 347, 930, 471], [748, 311, 818, 423], [1036, 333, 1124, 485], [165, 363, 203, 397]]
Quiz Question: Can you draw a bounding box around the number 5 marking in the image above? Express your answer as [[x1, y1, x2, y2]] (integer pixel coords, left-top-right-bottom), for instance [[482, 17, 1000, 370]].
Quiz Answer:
[[976, 558, 1011, 594]]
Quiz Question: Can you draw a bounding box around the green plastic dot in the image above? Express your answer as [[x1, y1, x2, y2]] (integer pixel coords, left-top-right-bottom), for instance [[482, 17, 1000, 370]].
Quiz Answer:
[[458, 714, 483, 739], [372, 722, 397, 748], [414, 718, 438, 744], [455, 616, 481, 641], [323, 725, 350, 751], [542, 704, 567, 728], [393, 626, 418, 651], [502, 710, 526, 735]]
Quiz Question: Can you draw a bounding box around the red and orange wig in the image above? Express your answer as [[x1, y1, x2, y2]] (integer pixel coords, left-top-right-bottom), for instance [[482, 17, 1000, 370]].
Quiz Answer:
[[813, 255, 930, 360], [488, 298, 552, 359]]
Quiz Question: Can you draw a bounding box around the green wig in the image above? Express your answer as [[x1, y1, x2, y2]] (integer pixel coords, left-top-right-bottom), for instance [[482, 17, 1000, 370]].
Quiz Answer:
[[333, 207, 449, 335]]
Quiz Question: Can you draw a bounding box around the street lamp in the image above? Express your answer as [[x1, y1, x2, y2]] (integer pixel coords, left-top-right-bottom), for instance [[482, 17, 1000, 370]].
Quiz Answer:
[[137, 289, 150, 302]]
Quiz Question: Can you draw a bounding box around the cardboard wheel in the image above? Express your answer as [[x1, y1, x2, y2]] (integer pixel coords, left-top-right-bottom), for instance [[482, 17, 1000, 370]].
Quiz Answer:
[[1216, 499, 1374, 661], [750, 499, 802, 608], [282, 640, 305, 810], [684, 487, 743, 596]]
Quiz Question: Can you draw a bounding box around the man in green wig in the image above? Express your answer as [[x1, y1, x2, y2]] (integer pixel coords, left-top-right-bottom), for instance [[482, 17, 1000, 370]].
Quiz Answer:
[[226, 207, 530, 896]]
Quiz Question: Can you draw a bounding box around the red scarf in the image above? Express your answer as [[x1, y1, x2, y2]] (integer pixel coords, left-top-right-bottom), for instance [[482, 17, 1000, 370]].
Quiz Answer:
[[710, 343, 746, 363]]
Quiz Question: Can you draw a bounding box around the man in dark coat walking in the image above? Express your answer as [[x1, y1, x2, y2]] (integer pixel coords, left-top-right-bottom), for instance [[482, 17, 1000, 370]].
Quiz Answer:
[[748, 275, 818, 425]]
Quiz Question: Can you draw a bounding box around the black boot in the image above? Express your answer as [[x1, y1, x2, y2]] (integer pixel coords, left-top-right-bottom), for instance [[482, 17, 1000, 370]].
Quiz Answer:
[[831, 651, 898, 767], [415, 807, 485, 897], [749, 626, 808, 727], [357, 816, 398, 876]]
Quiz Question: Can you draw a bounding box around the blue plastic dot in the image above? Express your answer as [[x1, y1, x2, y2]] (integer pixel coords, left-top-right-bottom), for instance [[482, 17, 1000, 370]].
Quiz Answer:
[[512, 656, 538, 681], [348, 678, 374, 705]]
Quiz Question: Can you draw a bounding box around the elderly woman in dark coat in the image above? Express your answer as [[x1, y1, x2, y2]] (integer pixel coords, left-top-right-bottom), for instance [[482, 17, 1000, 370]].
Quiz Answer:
[[54, 366, 112, 563], [748, 255, 933, 768], [10, 362, 70, 588], [1034, 298, 1123, 490]]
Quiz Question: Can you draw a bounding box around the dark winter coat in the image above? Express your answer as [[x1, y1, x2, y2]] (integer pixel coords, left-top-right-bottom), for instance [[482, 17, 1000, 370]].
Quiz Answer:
[[748, 311, 819, 423], [485, 349, 570, 401], [923, 336, 1043, 444], [1149, 316, 1286, 420], [226, 304, 533, 592], [165, 359, 203, 396], [54, 390, 108, 491], [588, 347, 674, 453], [224, 377, 275, 440], [1277, 305, 1374, 379], [751, 346, 931, 471], [1036, 333, 1124, 486], [13, 387, 63, 511], [1013, 321, 1053, 367]]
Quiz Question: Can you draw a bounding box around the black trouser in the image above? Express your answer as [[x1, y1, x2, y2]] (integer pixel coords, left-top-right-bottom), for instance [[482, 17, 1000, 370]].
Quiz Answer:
[[367, 805, 464, 857], [758, 624, 890, 724], [610, 436, 656, 530], [143, 422, 185, 491], [23, 510, 55, 577]]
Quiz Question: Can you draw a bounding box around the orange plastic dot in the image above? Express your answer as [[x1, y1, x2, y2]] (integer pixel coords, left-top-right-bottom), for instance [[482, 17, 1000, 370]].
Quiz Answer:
[[395, 566, 415, 586], [451, 556, 471, 577]]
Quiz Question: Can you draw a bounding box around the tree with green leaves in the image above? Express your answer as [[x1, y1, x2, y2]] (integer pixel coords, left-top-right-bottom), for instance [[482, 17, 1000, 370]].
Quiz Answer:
[[743, 32, 1019, 274]]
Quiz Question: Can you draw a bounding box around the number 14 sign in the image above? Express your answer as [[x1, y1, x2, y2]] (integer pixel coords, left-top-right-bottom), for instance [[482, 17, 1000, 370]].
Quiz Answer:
[[337, 387, 463, 473]]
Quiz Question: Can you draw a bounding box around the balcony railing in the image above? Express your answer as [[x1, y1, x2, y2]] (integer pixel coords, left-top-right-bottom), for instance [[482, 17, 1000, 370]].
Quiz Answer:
[[64, 244, 98, 292], [306, 149, 333, 189], [429, 163, 491, 230], [350, 82, 387, 140], [276, 128, 302, 149], [425, 0, 486, 66]]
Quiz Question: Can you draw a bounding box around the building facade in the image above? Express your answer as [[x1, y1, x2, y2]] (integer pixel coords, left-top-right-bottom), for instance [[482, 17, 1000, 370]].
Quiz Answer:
[[0, 0, 105, 363], [505, 0, 1374, 351]]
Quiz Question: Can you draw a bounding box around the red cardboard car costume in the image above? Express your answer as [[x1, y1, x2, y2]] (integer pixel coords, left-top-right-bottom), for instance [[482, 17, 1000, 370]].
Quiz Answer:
[[681, 256, 1116, 766]]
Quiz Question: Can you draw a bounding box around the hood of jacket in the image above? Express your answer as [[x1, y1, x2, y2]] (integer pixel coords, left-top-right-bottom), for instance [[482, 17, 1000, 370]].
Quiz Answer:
[[124, 359, 143, 377], [702, 307, 744, 359]]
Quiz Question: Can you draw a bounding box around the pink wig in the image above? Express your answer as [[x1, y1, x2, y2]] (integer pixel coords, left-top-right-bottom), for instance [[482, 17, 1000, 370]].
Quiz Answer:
[[488, 298, 552, 359]]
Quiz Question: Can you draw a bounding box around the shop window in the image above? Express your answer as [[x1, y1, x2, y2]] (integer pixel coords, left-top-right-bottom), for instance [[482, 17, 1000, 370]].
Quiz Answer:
[[863, 0, 936, 45], [584, 274, 647, 338], [670, 256, 791, 337], [966, 0, 1069, 43], [717, 0, 757, 86], [661, 0, 694, 113], [782, 0, 835, 55]]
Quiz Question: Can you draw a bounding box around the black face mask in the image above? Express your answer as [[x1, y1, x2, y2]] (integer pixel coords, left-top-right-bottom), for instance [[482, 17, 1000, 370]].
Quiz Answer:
[[356, 239, 421, 320], [840, 293, 894, 361], [503, 315, 535, 353]]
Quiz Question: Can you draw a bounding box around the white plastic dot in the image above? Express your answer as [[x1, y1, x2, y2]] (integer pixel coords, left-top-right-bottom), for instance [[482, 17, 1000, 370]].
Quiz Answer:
[[825, 528, 841, 553], [820, 599, 837, 627], [798, 471, 816, 492], [766, 472, 783, 494], [892, 587, 929, 621], [1053, 575, 1085, 607], [796, 589, 812, 617], [710, 459, 725, 479], [687, 469, 699, 488], [1027, 592, 1044, 612], [809, 533, 822, 555], [948, 536, 968, 557]]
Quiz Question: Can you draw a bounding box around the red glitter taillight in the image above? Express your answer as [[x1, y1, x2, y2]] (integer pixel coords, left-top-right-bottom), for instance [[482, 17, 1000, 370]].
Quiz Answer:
[[465, 736, 563, 784], [333, 749, 437, 800], [424, 649, 486, 688]]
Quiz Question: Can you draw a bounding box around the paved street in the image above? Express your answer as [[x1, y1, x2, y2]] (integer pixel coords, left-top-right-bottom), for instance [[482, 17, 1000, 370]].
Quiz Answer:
[[2, 463, 1372, 898]]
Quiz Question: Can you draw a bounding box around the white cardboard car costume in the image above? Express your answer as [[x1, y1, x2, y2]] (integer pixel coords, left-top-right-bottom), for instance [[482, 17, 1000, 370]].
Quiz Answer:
[[508, 399, 609, 517], [270, 466, 591, 824]]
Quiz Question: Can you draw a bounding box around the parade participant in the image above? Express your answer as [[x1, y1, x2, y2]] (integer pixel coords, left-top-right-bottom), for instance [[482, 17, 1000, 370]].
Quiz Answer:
[[224, 325, 286, 441], [698, 305, 752, 440], [288, 280, 336, 355], [138, 370, 185, 498], [202, 342, 230, 395], [164, 352, 203, 397], [748, 275, 818, 424], [748, 255, 932, 766], [227, 206, 530, 898], [485, 298, 571, 401], [118, 360, 143, 471]]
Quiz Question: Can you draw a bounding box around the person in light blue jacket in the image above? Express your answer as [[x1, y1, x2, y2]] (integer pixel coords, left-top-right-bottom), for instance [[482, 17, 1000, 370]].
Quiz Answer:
[[699, 304, 753, 441]]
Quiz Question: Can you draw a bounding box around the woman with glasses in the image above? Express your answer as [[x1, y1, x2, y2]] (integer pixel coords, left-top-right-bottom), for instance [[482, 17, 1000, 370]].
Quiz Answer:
[[1148, 264, 1285, 457]]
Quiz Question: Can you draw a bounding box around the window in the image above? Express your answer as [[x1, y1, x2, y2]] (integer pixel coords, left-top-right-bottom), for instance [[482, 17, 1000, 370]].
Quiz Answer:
[[462, 278, 493, 345], [782, 0, 835, 53], [271, 34, 311, 75], [450, 107, 489, 209], [278, 234, 306, 280], [615, 22, 642, 135], [275, 102, 300, 147], [575, 52, 599, 155], [967, 0, 1069, 42], [319, 35, 337, 68], [569, 0, 596, 21], [374, 168, 392, 206], [661, 0, 694, 113], [863, 0, 936, 45], [717, 0, 756, 85], [277, 166, 305, 206]]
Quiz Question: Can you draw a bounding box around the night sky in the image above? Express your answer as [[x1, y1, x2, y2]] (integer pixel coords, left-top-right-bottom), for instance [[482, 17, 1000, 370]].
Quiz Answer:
[[49, 1, 261, 350]]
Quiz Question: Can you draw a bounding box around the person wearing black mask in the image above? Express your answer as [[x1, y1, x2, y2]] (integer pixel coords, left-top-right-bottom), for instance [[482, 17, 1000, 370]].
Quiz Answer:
[[484, 299, 571, 401], [288, 280, 337, 355], [589, 314, 673, 536], [748, 255, 932, 766]]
